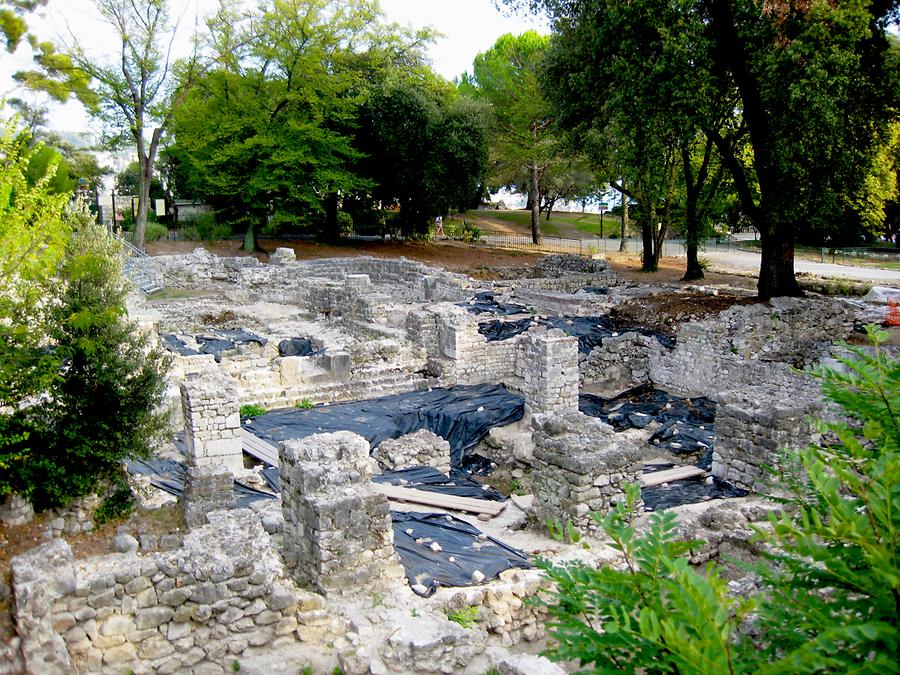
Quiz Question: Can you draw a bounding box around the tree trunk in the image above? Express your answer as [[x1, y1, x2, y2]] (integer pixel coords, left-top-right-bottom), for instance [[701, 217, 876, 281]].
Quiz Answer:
[[323, 194, 339, 242], [243, 222, 257, 252], [545, 197, 557, 221], [758, 220, 803, 299], [619, 197, 628, 252], [639, 204, 656, 272], [682, 147, 705, 281], [530, 162, 541, 245], [134, 157, 153, 250]]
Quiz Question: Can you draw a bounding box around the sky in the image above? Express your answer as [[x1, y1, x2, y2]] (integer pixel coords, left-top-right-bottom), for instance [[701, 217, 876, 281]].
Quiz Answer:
[[1, 0, 549, 134]]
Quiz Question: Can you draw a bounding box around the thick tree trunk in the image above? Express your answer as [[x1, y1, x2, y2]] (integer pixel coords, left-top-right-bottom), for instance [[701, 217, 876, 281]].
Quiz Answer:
[[530, 162, 541, 245], [619, 197, 628, 252], [323, 194, 339, 242], [640, 206, 656, 272], [243, 222, 257, 252], [758, 221, 803, 299]]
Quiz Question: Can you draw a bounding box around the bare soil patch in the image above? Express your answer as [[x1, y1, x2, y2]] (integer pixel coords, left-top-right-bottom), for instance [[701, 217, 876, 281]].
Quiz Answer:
[[146, 238, 542, 279], [607, 255, 759, 291], [612, 292, 763, 337]]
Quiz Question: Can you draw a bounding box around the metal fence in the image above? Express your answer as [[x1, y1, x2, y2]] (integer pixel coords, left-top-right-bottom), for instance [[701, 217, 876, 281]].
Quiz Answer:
[[475, 231, 744, 257]]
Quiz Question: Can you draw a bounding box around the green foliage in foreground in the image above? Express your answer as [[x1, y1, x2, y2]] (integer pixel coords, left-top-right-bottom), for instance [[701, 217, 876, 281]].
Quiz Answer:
[[537, 325, 899, 673]]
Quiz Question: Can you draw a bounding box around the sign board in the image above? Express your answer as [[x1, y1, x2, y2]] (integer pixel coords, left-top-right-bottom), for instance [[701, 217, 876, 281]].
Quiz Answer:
[[98, 194, 113, 207], [155, 199, 165, 217], [598, 202, 609, 211]]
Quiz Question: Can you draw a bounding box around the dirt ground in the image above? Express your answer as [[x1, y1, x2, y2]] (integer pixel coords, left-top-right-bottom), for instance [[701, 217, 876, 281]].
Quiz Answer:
[[146, 238, 759, 287]]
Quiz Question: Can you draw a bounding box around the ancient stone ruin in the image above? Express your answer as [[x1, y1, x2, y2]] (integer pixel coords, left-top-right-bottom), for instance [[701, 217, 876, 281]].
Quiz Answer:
[[2, 247, 891, 674]]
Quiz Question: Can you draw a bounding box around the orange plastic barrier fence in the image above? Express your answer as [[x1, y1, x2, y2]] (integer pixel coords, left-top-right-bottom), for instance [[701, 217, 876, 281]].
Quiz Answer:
[[887, 298, 900, 327]]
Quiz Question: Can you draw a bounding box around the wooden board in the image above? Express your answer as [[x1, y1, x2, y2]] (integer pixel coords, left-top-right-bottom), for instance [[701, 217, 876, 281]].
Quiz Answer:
[[241, 428, 279, 466], [641, 465, 708, 487], [372, 483, 507, 517]]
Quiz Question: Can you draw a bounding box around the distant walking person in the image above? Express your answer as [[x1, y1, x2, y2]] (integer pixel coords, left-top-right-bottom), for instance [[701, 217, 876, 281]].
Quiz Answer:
[[434, 215, 445, 238]]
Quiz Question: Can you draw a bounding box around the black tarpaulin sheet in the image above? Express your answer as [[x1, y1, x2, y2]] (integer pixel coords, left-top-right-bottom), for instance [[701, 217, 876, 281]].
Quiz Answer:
[[459, 291, 527, 316], [243, 384, 525, 467], [373, 467, 507, 502], [649, 420, 716, 461], [577, 287, 609, 295], [278, 337, 321, 357], [195, 329, 268, 362], [478, 318, 536, 342], [543, 316, 676, 352], [642, 464, 747, 511], [477, 315, 675, 350], [392, 511, 531, 596], [580, 384, 716, 431], [125, 458, 276, 508], [161, 334, 200, 357]]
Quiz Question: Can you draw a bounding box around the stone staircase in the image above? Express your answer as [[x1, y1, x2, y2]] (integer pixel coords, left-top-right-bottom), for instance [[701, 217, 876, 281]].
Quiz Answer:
[[118, 237, 164, 294]]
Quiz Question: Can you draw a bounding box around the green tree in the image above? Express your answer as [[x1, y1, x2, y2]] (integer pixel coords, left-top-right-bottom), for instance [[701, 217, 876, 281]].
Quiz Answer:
[[170, 0, 399, 248], [0, 109, 71, 497], [461, 31, 557, 244], [357, 76, 489, 235], [513, 0, 899, 297], [21, 209, 170, 509], [63, 0, 202, 250], [114, 160, 163, 199]]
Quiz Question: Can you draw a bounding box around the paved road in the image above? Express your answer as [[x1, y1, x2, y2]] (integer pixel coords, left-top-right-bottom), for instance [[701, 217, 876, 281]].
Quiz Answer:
[[704, 249, 900, 285]]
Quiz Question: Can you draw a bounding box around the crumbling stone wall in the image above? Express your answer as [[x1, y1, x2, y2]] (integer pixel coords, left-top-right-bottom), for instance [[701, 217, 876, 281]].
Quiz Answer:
[[440, 568, 549, 647], [305, 275, 390, 323], [531, 412, 643, 535], [183, 465, 236, 528], [409, 304, 521, 384], [0, 493, 33, 526], [279, 432, 403, 594], [713, 385, 823, 493], [180, 374, 243, 472], [580, 332, 665, 395], [372, 430, 452, 475], [519, 330, 579, 416], [651, 297, 851, 399], [10, 510, 322, 674]]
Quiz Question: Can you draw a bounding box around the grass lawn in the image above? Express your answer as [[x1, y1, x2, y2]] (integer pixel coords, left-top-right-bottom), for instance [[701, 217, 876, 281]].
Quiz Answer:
[[459, 209, 630, 240]]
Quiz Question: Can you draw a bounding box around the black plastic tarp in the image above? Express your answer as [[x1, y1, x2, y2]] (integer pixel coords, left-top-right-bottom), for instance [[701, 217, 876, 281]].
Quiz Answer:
[[195, 329, 267, 362], [459, 291, 527, 316], [478, 318, 536, 342], [161, 334, 201, 357], [476, 315, 675, 351], [392, 511, 531, 596], [277, 337, 321, 357], [124, 458, 276, 508], [373, 467, 507, 502], [577, 287, 609, 295], [580, 384, 715, 431], [642, 464, 747, 511], [244, 384, 525, 467]]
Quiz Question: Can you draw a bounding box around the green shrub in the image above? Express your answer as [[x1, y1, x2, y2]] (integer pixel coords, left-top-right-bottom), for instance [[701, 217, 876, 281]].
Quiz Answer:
[[295, 399, 314, 410], [240, 404, 266, 419], [20, 220, 171, 510], [145, 222, 168, 242], [337, 210, 354, 235], [190, 212, 231, 241], [94, 484, 135, 525], [536, 325, 900, 673]]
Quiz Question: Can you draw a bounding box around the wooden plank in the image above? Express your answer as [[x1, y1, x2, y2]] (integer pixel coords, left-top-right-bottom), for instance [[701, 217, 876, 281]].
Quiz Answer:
[[641, 465, 707, 488], [241, 428, 279, 466], [372, 483, 507, 516]]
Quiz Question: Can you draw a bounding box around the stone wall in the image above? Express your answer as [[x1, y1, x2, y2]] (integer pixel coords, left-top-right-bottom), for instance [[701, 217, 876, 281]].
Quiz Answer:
[[183, 465, 236, 528], [651, 297, 852, 399], [409, 304, 521, 384], [713, 385, 823, 493], [10, 510, 325, 674], [372, 430, 452, 475], [279, 432, 403, 594], [438, 568, 549, 647], [580, 332, 664, 395], [531, 412, 643, 536], [0, 493, 33, 526], [180, 374, 243, 472], [519, 330, 579, 416]]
